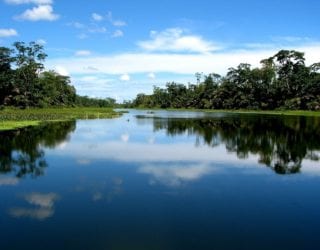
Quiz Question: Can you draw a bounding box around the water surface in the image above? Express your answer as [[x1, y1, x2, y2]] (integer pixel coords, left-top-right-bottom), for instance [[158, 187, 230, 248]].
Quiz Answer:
[[1, 110, 320, 250]]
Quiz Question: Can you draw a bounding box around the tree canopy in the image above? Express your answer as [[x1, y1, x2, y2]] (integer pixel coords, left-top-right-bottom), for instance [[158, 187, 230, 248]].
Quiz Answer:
[[128, 50, 320, 110], [0, 41, 115, 108]]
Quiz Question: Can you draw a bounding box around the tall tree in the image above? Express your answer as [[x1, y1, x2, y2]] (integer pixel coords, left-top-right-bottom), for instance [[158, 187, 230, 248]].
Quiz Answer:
[[0, 47, 14, 105], [12, 41, 47, 107]]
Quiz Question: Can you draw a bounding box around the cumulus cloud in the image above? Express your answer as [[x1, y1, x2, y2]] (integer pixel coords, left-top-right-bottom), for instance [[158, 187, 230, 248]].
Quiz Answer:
[[92, 13, 103, 21], [107, 11, 127, 27], [78, 33, 88, 39], [147, 72, 156, 80], [36, 38, 46, 45], [54, 65, 69, 76], [67, 21, 86, 29], [75, 50, 92, 56], [71, 74, 115, 98], [0, 28, 18, 37], [112, 20, 127, 27], [112, 30, 124, 38], [15, 4, 59, 21], [46, 43, 320, 76], [88, 26, 107, 34], [138, 28, 221, 53], [5, 0, 52, 4], [120, 73, 130, 81]]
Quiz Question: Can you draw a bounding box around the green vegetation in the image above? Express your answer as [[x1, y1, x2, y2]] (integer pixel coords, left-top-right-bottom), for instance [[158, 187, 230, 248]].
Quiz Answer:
[[127, 50, 320, 111], [0, 107, 120, 131], [0, 120, 41, 131], [0, 41, 116, 108], [0, 41, 121, 131]]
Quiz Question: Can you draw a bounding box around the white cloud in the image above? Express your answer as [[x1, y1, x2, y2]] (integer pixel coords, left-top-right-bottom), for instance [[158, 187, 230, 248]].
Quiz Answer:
[[147, 72, 156, 80], [67, 21, 86, 29], [88, 26, 107, 33], [16, 5, 59, 21], [72, 74, 116, 99], [75, 50, 92, 56], [138, 28, 221, 53], [78, 33, 88, 39], [0, 28, 18, 37], [36, 38, 46, 45], [5, 0, 52, 4], [271, 36, 312, 43], [120, 73, 130, 81], [54, 65, 69, 76], [47, 43, 320, 76], [107, 11, 127, 27], [112, 30, 124, 38], [92, 13, 103, 21], [112, 20, 127, 27]]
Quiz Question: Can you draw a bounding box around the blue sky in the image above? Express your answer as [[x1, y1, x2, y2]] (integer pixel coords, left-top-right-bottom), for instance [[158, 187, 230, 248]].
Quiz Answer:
[[1, 0, 320, 101]]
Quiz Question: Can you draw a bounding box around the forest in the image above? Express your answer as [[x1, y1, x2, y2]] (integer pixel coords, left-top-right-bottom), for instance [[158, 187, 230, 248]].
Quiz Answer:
[[1, 42, 320, 111], [0, 41, 115, 108], [128, 50, 320, 110]]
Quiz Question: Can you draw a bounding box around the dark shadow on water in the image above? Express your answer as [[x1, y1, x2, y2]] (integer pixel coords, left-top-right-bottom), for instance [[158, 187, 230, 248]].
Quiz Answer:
[[148, 114, 320, 174], [0, 121, 76, 178]]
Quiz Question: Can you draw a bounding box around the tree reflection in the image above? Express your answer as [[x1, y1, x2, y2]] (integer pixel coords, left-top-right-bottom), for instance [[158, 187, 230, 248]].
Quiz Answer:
[[0, 121, 76, 178], [152, 115, 320, 174]]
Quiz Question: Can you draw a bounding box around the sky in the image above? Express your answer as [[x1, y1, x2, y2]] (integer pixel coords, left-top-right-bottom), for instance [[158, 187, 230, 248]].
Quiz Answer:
[[0, 0, 320, 101]]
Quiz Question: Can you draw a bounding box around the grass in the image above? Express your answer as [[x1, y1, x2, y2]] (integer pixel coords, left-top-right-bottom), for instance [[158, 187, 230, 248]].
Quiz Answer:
[[0, 107, 121, 131], [0, 120, 41, 131]]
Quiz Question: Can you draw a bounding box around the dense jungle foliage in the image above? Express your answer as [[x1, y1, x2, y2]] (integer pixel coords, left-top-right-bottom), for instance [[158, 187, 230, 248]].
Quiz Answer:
[[128, 50, 320, 110], [0, 41, 115, 108]]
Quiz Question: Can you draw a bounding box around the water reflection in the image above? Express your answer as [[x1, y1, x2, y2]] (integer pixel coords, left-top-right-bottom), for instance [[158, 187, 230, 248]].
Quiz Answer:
[[0, 121, 76, 178], [150, 115, 320, 175], [9, 192, 60, 220], [139, 163, 214, 187]]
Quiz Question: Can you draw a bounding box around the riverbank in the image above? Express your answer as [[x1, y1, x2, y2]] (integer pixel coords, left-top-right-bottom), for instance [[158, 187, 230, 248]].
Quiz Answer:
[[0, 107, 121, 131], [132, 107, 320, 117]]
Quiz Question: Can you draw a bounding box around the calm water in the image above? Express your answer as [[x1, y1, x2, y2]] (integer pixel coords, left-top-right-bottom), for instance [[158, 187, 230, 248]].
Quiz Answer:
[[1, 110, 320, 250]]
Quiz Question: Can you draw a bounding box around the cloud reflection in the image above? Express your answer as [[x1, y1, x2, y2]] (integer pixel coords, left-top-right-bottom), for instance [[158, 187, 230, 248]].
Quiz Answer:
[[9, 192, 60, 220], [0, 177, 19, 186], [9, 207, 54, 220], [25, 193, 60, 208], [138, 164, 214, 187], [121, 133, 130, 143]]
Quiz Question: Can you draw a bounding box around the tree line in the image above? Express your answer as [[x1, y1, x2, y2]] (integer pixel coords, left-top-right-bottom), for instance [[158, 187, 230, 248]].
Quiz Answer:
[[0, 41, 115, 108], [128, 50, 320, 110]]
